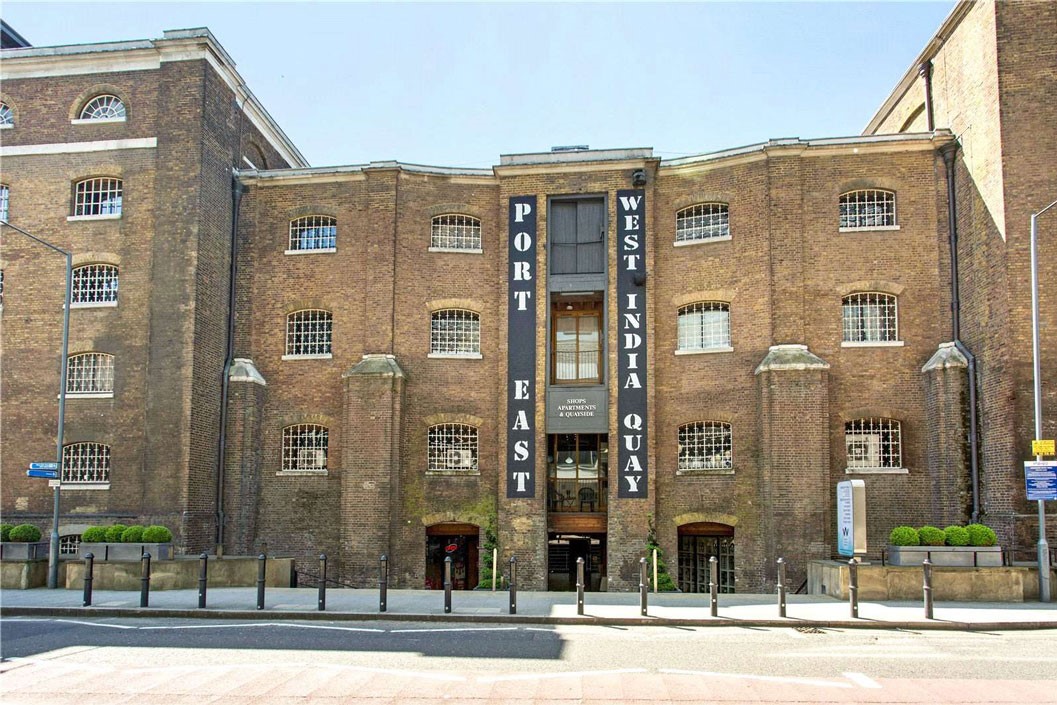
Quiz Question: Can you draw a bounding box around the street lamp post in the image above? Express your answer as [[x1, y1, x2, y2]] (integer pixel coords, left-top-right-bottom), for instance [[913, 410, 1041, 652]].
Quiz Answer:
[[0, 219, 72, 589], [1030, 199, 1057, 603]]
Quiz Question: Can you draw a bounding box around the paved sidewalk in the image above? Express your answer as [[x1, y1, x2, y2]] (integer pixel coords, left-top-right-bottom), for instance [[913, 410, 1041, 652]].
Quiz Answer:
[[3, 586, 1056, 630]]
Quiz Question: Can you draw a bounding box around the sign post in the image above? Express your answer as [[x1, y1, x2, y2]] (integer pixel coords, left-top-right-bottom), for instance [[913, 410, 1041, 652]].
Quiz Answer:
[[837, 480, 867, 559]]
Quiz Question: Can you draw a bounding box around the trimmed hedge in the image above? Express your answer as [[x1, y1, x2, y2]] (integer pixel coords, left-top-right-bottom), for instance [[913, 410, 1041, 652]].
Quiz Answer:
[[889, 526, 919, 546], [9, 524, 42, 542], [141, 525, 173, 543], [80, 524, 172, 543], [966, 523, 997, 547], [944, 525, 971, 547], [0, 523, 13, 542], [81, 526, 108, 542], [121, 525, 145, 543], [105, 524, 129, 543], [918, 525, 946, 546]]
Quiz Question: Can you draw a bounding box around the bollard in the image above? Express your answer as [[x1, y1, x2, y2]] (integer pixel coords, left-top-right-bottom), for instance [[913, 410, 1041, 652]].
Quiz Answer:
[[848, 558, 859, 619], [379, 554, 388, 612], [492, 547, 498, 591], [709, 556, 718, 617], [444, 555, 453, 614], [508, 556, 517, 615], [653, 548, 659, 595], [257, 553, 267, 610], [140, 552, 152, 608], [777, 557, 787, 618], [198, 553, 208, 609], [639, 557, 648, 616], [82, 553, 94, 607], [318, 553, 327, 611], [923, 558, 934, 620], [576, 557, 585, 615]]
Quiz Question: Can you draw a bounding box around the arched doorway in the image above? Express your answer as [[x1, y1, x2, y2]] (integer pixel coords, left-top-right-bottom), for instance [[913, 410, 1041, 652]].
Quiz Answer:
[[677, 522, 735, 593], [425, 522, 479, 590]]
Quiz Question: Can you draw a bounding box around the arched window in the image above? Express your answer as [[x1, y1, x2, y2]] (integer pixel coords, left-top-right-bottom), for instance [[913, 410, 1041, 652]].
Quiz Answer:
[[676, 203, 729, 242], [0, 102, 13, 127], [72, 264, 119, 306], [73, 178, 122, 217], [679, 421, 733, 471], [62, 442, 111, 484], [839, 189, 896, 229], [79, 95, 126, 121], [282, 424, 329, 471], [845, 418, 902, 470], [66, 352, 115, 395], [677, 302, 731, 351], [431, 214, 481, 251], [428, 423, 478, 472], [430, 309, 480, 356], [288, 215, 336, 252], [842, 292, 898, 343], [60, 535, 82, 555], [285, 309, 332, 357]]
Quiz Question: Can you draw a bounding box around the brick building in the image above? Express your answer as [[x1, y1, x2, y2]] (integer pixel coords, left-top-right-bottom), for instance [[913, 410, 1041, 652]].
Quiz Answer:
[[2, 1, 1054, 592]]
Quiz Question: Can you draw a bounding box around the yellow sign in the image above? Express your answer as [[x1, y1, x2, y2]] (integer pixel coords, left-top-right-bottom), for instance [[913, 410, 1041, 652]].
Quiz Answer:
[[1033, 439, 1056, 456]]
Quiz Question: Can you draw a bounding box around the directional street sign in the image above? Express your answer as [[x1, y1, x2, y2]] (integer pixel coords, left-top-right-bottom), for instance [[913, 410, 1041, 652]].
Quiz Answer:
[[1024, 461, 1057, 501], [29, 462, 59, 470], [27, 468, 59, 479]]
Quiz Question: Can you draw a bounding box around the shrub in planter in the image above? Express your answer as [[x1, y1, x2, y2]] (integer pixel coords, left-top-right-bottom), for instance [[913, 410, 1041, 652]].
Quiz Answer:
[[121, 525, 145, 543], [966, 523, 997, 547], [944, 525, 970, 547], [81, 526, 108, 543], [9, 524, 42, 542], [105, 524, 129, 543], [0, 523, 13, 542], [918, 525, 945, 546], [141, 525, 173, 543], [889, 526, 919, 546]]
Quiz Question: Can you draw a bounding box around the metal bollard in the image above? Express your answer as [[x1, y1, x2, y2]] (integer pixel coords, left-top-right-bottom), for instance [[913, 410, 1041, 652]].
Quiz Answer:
[[639, 557, 648, 616], [576, 557, 585, 615], [82, 553, 94, 607], [379, 554, 388, 612], [923, 558, 934, 620], [777, 557, 787, 618], [318, 553, 327, 611], [508, 556, 517, 615], [709, 556, 718, 617], [257, 553, 267, 610], [140, 552, 151, 608], [848, 558, 859, 619], [198, 553, 208, 609], [444, 556, 453, 614]]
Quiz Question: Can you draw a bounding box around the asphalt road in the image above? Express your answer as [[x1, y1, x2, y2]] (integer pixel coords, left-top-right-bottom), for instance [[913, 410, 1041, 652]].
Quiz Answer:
[[2, 617, 1056, 704]]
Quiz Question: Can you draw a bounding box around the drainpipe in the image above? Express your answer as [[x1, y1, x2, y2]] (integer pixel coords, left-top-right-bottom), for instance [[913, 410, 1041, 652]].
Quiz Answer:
[[919, 61, 935, 132], [941, 142, 981, 523]]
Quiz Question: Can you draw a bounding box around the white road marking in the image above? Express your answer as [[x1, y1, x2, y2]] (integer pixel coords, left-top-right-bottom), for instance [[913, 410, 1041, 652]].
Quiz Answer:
[[477, 668, 647, 683], [843, 671, 882, 689], [137, 622, 384, 633], [391, 626, 519, 633], [6, 618, 136, 629], [659, 668, 852, 689]]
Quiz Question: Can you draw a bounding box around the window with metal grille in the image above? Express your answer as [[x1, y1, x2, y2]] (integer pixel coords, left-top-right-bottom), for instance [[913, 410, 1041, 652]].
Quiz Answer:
[[0, 102, 12, 127], [282, 424, 329, 471], [66, 352, 115, 394], [431, 214, 481, 250], [62, 442, 111, 484], [676, 203, 729, 242], [427, 424, 478, 472], [60, 535, 82, 555], [677, 302, 731, 351], [285, 309, 332, 357], [845, 418, 902, 470], [79, 95, 126, 120], [74, 178, 122, 217], [430, 309, 480, 356], [839, 189, 895, 229], [842, 292, 898, 343], [0, 184, 8, 221], [72, 264, 119, 305], [679, 421, 733, 471], [289, 215, 336, 251]]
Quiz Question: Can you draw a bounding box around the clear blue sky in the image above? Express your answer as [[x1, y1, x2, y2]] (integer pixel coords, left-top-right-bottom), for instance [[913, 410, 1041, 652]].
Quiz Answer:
[[5, 1, 956, 168]]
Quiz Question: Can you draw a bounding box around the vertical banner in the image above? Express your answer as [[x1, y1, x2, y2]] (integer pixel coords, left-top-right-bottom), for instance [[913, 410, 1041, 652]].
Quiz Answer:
[[617, 189, 648, 498], [507, 196, 537, 498]]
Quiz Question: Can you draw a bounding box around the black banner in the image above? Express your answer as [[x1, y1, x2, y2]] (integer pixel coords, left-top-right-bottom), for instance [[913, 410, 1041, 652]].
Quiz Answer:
[[507, 196, 537, 498], [616, 189, 647, 498]]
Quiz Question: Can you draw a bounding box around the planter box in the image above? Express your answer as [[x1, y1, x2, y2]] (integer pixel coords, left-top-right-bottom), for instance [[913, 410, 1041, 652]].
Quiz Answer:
[[77, 542, 172, 561], [888, 545, 1003, 567], [0, 541, 50, 561]]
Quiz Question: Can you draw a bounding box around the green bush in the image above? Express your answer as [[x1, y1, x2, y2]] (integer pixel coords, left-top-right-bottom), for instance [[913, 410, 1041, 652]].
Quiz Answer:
[[918, 525, 946, 546], [141, 525, 173, 543], [965, 523, 997, 547], [9, 524, 42, 542], [646, 514, 678, 591], [105, 524, 129, 543], [944, 525, 970, 547], [0, 524, 13, 542], [81, 526, 108, 542], [889, 526, 919, 546], [121, 525, 145, 543]]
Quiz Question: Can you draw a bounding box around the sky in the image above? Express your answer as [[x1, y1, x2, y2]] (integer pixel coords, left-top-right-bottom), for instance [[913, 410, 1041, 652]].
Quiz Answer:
[[4, 1, 957, 169]]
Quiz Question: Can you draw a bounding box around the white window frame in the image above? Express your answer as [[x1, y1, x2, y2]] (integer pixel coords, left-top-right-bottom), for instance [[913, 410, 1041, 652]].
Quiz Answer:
[[841, 292, 903, 347], [676, 302, 732, 354], [427, 423, 479, 474], [429, 214, 482, 253], [845, 417, 906, 473], [69, 178, 122, 220], [0, 184, 8, 222], [71, 264, 119, 308], [286, 215, 337, 254], [675, 203, 730, 245], [283, 309, 333, 359], [429, 309, 482, 358], [72, 95, 127, 124], [60, 534, 82, 555], [278, 424, 329, 475], [678, 421, 734, 473], [65, 352, 115, 398], [62, 442, 111, 487], [839, 189, 899, 232], [0, 102, 13, 129]]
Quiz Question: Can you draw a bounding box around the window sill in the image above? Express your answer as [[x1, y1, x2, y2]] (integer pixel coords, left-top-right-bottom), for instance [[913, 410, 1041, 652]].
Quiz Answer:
[[275, 470, 328, 477], [839, 225, 900, 233], [425, 469, 480, 477], [429, 247, 483, 254], [282, 353, 333, 360], [61, 482, 110, 490], [64, 392, 114, 399], [841, 341, 904, 348], [845, 467, 909, 475], [284, 248, 336, 255], [428, 352, 483, 360], [71, 301, 118, 309], [0, 124, 12, 130], [675, 346, 734, 355], [71, 117, 126, 125], [67, 213, 121, 222], [676, 468, 735, 476], [673, 235, 732, 247]]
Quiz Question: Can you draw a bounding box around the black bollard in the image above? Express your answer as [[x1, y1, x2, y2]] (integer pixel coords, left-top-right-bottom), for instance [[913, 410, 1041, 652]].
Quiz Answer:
[[777, 557, 787, 618], [198, 553, 208, 608], [82, 553, 94, 607], [140, 552, 151, 608], [379, 554, 388, 612], [639, 557, 648, 617], [576, 557, 585, 615], [709, 556, 718, 617], [444, 556, 453, 614], [923, 558, 934, 620], [509, 556, 517, 615], [318, 553, 327, 611], [848, 558, 859, 619], [257, 553, 267, 610]]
